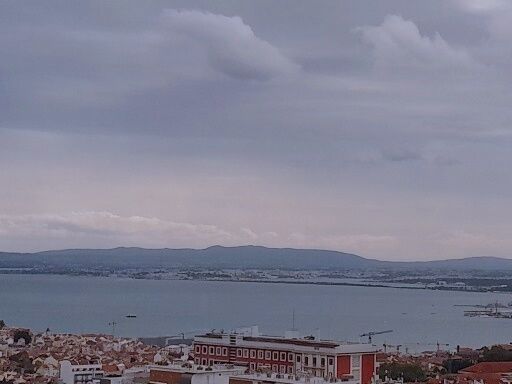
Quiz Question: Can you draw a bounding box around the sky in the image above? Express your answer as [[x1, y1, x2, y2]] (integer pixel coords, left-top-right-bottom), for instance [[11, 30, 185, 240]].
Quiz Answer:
[[1, 0, 512, 260]]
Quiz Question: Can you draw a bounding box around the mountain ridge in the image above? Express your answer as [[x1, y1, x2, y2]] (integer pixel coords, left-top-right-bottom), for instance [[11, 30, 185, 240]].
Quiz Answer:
[[0, 245, 511, 270]]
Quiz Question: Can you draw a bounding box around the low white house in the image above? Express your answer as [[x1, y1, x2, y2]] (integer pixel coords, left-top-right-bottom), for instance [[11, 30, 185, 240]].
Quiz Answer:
[[60, 360, 104, 384]]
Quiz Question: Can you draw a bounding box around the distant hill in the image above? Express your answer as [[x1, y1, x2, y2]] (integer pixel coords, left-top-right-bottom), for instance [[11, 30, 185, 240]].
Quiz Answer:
[[391, 256, 512, 271], [0, 245, 511, 271]]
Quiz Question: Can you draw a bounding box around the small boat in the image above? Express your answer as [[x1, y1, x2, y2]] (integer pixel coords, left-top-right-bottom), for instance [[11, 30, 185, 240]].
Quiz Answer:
[[126, 314, 137, 318]]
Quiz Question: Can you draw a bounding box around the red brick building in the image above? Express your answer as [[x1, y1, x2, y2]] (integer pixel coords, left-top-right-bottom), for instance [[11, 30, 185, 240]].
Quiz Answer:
[[193, 328, 378, 384]]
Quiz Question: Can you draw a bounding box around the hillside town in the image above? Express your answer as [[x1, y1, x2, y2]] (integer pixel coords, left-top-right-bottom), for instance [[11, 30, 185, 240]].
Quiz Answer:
[[2, 322, 512, 384]]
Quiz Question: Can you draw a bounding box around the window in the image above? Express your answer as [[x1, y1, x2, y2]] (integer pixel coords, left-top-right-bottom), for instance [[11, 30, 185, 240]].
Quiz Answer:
[[328, 358, 334, 366], [250, 363, 256, 370], [216, 347, 221, 355], [280, 352, 286, 361], [243, 349, 249, 358], [287, 366, 293, 374], [223, 347, 228, 356], [272, 365, 278, 372], [288, 353, 293, 362], [202, 346, 207, 354], [280, 365, 286, 373], [195, 358, 200, 364], [296, 355, 301, 363], [265, 351, 271, 360], [312, 357, 317, 366], [209, 346, 215, 355], [273, 352, 279, 360], [321, 358, 325, 367], [250, 350, 256, 358], [195, 345, 201, 353], [258, 350, 264, 359], [304, 356, 309, 366], [237, 349, 242, 357], [202, 359, 207, 365]]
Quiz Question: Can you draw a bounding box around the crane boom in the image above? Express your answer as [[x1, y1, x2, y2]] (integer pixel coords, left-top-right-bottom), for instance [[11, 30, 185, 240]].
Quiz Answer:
[[359, 329, 393, 343]]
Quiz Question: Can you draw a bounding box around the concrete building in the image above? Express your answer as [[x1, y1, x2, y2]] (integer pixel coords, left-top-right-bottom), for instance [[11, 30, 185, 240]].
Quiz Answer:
[[60, 360, 104, 384], [230, 371, 363, 384], [149, 363, 246, 384]]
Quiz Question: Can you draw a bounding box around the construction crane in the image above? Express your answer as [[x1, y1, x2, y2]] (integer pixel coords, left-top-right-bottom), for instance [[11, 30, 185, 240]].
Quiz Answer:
[[436, 342, 449, 353], [422, 341, 450, 354], [382, 343, 402, 354], [108, 321, 117, 336], [360, 329, 393, 343]]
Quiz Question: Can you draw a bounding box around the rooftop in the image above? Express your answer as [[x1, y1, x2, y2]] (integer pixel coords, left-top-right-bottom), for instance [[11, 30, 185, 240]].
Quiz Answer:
[[197, 333, 340, 349], [231, 372, 360, 384], [461, 362, 512, 374], [195, 332, 378, 354], [150, 363, 246, 374]]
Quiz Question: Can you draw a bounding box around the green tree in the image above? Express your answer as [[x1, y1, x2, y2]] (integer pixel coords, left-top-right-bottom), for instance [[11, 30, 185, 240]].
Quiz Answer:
[[379, 362, 427, 382], [443, 358, 472, 374], [480, 346, 512, 362], [13, 329, 32, 345], [0, 320, 5, 329]]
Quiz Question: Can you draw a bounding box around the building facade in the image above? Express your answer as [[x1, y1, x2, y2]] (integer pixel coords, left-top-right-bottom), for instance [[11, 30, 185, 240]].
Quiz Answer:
[[230, 371, 361, 384], [149, 363, 246, 384], [60, 360, 104, 384], [193, 328, 378, 384]]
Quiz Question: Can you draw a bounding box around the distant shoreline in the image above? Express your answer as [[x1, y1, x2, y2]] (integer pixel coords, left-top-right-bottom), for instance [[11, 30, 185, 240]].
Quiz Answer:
[[1, 271, 506, 293]]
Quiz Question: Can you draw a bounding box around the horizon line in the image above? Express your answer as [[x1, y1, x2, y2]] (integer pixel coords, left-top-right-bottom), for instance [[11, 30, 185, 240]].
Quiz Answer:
[[0, 244, 509, 263]]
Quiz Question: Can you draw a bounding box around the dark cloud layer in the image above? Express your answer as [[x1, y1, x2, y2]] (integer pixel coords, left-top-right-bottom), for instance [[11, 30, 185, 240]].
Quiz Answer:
[[2, 0, 512, 259]]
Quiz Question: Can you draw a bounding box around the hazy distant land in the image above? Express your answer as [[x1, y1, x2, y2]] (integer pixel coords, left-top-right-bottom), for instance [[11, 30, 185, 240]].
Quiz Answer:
[[1, 245, 511, 270], [1, 246, 512, 292]]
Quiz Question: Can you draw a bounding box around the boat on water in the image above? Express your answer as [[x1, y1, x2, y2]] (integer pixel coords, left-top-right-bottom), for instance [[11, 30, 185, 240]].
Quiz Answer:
[[125, 314, 137, 318]]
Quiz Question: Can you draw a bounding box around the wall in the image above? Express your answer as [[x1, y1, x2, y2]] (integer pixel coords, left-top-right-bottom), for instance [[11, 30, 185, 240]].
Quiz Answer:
[[361, 354, 375, 384], [336, 355, 351, 377]]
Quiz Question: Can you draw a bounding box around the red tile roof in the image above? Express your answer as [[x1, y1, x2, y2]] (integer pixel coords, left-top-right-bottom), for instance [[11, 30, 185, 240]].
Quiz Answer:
[[461, 362, 512, 374]]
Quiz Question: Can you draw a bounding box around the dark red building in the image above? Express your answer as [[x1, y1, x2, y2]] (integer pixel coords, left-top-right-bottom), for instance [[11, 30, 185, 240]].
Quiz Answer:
[[193, 328, 378, 384]]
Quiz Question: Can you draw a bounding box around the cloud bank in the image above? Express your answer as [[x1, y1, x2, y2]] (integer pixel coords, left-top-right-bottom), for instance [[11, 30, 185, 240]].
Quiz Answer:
[[2, 1, 512, 260]]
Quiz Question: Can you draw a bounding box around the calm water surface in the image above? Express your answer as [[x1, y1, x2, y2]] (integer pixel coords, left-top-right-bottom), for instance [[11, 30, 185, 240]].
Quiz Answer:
[[1, 274, 511, 351]]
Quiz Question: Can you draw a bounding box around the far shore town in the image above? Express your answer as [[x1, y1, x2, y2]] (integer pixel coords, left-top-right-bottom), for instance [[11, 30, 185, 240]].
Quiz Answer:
[[1, 323, 512, 384]]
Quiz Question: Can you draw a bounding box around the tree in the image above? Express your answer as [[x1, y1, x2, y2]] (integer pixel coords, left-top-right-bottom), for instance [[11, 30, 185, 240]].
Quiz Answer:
[[443, 358, 472, 374], [13, 329, 32, 345], [0, 320, 5, 329], [480, 346, 512, 362], [379, 362, 427, 382]]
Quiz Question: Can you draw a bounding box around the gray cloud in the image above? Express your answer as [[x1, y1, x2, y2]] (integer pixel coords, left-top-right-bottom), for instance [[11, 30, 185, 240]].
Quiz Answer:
[[356, 15, 477, 71], [2, 1, 512, 260], [161, 9, 299, 80], [381, 148, 422, 163]]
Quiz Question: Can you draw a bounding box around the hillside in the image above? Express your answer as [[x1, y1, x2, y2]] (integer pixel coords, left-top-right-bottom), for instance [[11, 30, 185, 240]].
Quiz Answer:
[[1, 246, 511, 271]]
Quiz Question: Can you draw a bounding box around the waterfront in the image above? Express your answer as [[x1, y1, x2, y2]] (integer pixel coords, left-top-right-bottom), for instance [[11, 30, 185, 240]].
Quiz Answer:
[[2, 274, 511, 350]]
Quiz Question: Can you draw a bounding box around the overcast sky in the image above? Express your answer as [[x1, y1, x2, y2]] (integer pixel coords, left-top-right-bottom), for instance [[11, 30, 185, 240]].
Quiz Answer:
[[2, 0, 512, 260]]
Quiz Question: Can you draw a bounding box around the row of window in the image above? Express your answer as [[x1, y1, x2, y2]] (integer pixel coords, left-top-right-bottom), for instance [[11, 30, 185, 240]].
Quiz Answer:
[[302, 356, 333, 367], [195, 358, 228, 366], [194, 358, 294, 374], [195, 345, 294, 362], [194, 345, 336, 368], [194, 359, 336, 379], [252, 363, 293, 374], [195, 345, 229, 356], [237, 349, 293, 362]]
